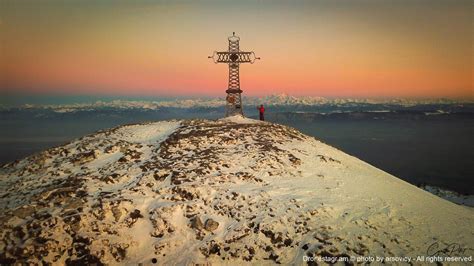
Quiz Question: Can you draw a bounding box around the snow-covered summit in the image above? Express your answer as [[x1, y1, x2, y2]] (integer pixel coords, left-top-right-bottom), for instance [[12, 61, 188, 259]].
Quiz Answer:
[[218, 114, 262, 124], [0, 119, 472, 264]]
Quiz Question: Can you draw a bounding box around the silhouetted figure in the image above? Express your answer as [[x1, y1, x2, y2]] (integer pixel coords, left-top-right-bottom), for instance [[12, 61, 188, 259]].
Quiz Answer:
[[258, 104, 265, 121]]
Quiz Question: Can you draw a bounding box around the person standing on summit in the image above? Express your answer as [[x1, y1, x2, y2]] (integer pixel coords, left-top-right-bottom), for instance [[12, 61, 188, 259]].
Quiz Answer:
[[258, 104, 265, 121]]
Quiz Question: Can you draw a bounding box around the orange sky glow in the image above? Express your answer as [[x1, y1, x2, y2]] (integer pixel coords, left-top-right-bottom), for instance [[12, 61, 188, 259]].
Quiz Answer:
[[1, 0, 472, 98]]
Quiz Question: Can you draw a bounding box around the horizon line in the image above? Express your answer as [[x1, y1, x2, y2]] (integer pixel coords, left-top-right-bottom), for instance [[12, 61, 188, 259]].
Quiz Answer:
[[1, 91, 474, 102], [2, 86, 473, 100]]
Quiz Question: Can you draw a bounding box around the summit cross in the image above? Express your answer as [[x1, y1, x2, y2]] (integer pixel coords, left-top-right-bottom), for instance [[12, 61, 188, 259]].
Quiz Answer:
[[208, 32, 260, 117]]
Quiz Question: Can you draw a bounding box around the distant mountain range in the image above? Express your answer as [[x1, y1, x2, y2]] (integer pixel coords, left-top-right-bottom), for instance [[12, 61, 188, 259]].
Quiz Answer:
[[4, 94, 472, 113]]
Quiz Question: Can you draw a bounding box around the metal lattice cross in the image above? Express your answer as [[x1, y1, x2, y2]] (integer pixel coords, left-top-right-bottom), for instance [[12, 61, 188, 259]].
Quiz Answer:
[[209, 32, 260, 117]]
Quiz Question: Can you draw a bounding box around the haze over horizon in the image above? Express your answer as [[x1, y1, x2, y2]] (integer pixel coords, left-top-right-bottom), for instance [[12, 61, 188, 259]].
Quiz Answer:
[[1, 0, 472, 98]]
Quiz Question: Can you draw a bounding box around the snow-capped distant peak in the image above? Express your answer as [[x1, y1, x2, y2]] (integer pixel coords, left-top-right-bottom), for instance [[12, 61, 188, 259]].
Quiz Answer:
[[10, 95, 471, 112]]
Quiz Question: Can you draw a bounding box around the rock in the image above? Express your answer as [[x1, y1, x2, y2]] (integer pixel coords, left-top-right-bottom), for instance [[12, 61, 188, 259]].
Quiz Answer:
[[41, 187, 76, 201], [125, 209, 143, 227], [63, 198, 83, 212], [105, 145, 120, 153], [12, 205, 36, 219], [111, 206, 122, 222], [190, 216, 204, 230], [73, 151, 97, 165], [130, 209, 143, 219], [153, 169, 170, 181], [204, 219, 219, 232]]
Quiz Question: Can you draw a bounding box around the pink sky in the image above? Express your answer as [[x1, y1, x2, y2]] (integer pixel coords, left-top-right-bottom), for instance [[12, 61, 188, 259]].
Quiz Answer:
[[1, 1, 472, 98]]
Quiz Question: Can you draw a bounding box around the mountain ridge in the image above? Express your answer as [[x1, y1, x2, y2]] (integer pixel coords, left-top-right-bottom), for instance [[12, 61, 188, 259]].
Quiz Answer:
[[3, 94, 473, 112], [0, 116, 472, 264]]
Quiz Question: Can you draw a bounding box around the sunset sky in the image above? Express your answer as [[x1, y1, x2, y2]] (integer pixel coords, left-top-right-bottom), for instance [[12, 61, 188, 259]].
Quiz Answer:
[[1, 0, 472, 98]]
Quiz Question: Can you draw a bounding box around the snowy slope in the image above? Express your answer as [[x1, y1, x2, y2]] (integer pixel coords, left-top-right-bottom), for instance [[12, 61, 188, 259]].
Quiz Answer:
[[0, 117, 473, 265]]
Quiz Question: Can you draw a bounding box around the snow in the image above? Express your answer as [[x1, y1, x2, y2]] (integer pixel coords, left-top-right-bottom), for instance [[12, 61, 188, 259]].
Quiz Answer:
[[421, 185, 474, 207], [218, 114, 262, 124], [113, 121, 181, 144], [13, 95, 470, 112], [0, 118, 472, 265]]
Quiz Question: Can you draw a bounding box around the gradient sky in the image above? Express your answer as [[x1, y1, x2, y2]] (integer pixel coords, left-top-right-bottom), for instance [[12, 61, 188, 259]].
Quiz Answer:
[[0, 0, 472, 98]]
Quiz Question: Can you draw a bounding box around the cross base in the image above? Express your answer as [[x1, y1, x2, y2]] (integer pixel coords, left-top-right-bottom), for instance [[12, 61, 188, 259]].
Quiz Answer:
[[225, 92, 243, 117]]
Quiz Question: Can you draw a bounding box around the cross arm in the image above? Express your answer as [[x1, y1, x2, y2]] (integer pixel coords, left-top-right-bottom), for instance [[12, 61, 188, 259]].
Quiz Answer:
[[208, 51, 260, 64]]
